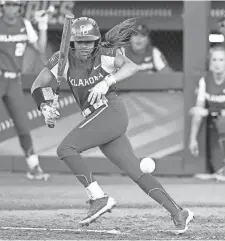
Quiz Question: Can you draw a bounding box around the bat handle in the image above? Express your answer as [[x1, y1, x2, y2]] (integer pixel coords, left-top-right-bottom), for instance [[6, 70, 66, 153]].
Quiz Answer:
[[47, 94, 59, 129]]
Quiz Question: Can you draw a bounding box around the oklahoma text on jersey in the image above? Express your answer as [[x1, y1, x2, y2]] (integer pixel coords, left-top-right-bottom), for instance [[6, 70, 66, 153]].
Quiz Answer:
[[69, 73, 104, 87]]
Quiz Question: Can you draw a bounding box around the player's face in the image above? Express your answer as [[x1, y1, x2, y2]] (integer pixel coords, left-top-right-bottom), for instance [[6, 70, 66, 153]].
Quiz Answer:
[[130, 34, 149, 52], [74, 40, 95, 60], [3, 2, 20, 20], [210, 50, 225, 74]]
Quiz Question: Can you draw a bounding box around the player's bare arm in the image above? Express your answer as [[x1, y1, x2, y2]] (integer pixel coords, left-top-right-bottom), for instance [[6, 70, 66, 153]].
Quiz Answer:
[[31, 67, 54, 94], [32, 26, 47, 53], [26, 10, 49, 54], [112, 50, 139, 83], [31, 66, 60, 127], [189, 77, 207, 156], [31, 30, 47, 54], [32, 7, 56, 54], [152, 48, 173, 73]]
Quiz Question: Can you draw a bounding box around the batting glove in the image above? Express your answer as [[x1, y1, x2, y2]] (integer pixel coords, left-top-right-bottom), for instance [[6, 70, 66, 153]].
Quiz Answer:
[[34, 10, 49, 31], [88, 75, 116, 105], [88, 81, 109, 105], [40, 103, 60, 127]]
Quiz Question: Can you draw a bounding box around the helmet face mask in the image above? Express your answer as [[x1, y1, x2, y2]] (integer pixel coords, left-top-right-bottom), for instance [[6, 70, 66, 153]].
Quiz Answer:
[[74, 40, 95, 60]]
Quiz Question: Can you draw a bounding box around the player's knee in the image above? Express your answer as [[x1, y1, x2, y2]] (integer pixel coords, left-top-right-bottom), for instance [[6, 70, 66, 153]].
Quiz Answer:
[[57, 143, 80, 160], [127, 171, 143, 182]]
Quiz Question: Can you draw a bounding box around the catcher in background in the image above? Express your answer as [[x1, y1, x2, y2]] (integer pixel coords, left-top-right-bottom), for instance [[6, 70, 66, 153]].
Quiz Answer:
[[189, 44, 225, 182], [31, 17, 193, 233], [0, 0, 49, 180], [123, 23, 173, 73]]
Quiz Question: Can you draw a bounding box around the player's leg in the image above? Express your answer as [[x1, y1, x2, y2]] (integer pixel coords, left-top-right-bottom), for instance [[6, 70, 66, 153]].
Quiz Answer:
[[100, 134, 194, 234], [216, 137, 225, 181], [195, 118, 217, 180], [4, 78, 49, 180], [57, 97, 129, 225], [209, 121, 225, 181]]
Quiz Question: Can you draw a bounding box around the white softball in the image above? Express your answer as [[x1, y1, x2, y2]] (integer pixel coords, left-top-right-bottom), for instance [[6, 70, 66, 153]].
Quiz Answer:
[[140, 157, 156, 173]]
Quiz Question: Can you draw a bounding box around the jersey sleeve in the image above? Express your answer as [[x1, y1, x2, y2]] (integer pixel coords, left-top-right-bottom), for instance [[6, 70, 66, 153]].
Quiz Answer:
[[23, 19, 38, 44], [45, 51, 68, 79], [152, 47, 168, 71], [100, 47, 118, 74]]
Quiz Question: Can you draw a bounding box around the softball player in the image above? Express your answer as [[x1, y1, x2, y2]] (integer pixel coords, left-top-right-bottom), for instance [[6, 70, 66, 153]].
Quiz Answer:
[[190, 44, 225, 182], [0, 0, 49, 180], [217, 16, 225, 37], [31, 17, 193, 233], [124, 23, 173, 73]]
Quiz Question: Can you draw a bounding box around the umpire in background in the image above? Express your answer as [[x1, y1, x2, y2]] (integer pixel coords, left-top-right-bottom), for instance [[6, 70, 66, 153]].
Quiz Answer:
[[0, 0, 49, 180]]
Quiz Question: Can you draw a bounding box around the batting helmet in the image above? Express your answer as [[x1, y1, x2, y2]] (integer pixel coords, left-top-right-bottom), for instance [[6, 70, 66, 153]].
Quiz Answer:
[[71, 17, 101, 42]]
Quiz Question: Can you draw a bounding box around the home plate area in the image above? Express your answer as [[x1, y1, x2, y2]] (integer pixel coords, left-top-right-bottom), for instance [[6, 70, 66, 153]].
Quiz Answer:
[[0, 174, 225, 240], [0, 207, 225, 240]]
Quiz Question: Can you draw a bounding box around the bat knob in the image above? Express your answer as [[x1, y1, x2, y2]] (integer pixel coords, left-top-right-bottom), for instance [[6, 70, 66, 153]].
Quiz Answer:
[[48, 124, 55, 128]]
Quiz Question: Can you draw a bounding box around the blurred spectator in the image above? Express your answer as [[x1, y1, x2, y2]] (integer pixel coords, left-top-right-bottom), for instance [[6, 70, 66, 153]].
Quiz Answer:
[[22, 31, 59, 75], [217, 16, 225, 37], [189, 44, 225, 182], [123, 23, 174, 73]]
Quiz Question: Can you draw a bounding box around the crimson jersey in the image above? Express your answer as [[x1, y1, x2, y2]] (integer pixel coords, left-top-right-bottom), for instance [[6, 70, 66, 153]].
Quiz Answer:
[[124, 45, 168, 72], [196, 72, 225, 113], [46, 46, 120, 111], [0, 17, 38, 72]]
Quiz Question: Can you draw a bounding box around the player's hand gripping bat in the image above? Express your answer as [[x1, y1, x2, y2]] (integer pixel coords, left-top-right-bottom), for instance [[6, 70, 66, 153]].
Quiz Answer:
[[48, 13, 74, 128]]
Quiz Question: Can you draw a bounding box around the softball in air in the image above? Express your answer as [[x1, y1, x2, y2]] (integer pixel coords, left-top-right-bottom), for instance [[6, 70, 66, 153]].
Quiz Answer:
[[140, 157, 156, 173]]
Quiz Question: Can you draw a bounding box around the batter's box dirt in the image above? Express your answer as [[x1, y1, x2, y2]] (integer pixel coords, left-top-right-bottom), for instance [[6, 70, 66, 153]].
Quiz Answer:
[[0, 207, 224, 240]]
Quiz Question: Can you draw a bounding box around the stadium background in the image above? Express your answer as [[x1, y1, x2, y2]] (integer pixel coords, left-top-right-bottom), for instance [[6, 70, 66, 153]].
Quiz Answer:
[[0, 0, 221, 175]]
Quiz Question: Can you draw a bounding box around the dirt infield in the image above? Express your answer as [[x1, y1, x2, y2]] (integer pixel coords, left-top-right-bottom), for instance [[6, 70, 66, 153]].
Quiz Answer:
[[0, 173, 225, 240]]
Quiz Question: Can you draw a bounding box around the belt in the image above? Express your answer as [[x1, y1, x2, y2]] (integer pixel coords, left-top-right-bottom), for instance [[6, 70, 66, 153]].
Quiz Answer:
[[0, 70, 21, 79], [82, 97, 108, 118]]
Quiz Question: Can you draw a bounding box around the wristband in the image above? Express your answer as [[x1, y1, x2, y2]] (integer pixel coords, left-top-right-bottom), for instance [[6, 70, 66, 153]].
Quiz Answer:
[[32, 87, 55, 110], [104, 75, 116, 87]]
